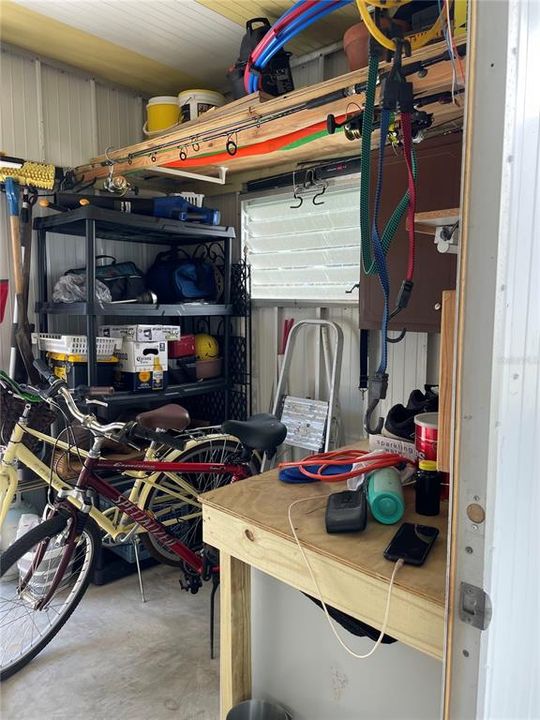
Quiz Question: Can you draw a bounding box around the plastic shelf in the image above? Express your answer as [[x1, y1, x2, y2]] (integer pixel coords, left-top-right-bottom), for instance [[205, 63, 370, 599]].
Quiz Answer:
[[36, 302, 233, 317], [103, 378, 228, 407], [34, 206, 235, 245]]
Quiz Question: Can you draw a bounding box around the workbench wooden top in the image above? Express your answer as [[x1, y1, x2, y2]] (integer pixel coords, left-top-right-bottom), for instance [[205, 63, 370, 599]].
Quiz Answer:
[[200, 453, 448, 609]]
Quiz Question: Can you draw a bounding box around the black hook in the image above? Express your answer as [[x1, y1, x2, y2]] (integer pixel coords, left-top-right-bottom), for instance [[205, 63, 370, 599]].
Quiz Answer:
[[291, 169, 303, 209], [365, 397, 385, 435], [364, 372, 388, 435], [386, 328, 407, 343], [312, 185, 326, 206]]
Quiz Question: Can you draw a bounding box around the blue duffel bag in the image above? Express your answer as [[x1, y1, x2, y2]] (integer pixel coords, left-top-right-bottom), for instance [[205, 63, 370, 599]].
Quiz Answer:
[[146, 251, 217, 303]]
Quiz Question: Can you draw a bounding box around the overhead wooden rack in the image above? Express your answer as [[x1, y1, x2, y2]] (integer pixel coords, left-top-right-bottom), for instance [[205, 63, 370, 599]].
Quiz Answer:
[[73, 37, 466, 185]]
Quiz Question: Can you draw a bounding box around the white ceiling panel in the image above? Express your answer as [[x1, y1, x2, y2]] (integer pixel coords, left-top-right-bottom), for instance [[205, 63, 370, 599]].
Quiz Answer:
[[13, 0, 245, 87]]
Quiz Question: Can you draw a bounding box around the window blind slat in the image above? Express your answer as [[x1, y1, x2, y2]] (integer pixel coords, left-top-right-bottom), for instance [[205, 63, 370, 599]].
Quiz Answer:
[[242, 185, 360, 302]]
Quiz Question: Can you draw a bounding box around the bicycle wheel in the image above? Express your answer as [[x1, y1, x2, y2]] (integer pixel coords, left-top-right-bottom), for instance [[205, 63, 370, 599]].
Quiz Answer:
[[141, 436, 259, 566], [0, 512, 100, 680]]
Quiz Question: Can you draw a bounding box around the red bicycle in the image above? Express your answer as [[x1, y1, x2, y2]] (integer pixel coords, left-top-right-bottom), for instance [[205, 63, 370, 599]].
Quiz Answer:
[[0, 361, 286, 679]]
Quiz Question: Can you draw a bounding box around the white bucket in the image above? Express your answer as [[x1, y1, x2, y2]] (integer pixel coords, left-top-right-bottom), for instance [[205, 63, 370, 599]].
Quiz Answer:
[[177, 89, 225, 123]]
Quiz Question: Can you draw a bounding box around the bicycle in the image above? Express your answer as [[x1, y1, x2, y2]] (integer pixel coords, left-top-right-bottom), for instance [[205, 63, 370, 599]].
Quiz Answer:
[[0, 371, 258, 569], [0, 361, 287, 679]]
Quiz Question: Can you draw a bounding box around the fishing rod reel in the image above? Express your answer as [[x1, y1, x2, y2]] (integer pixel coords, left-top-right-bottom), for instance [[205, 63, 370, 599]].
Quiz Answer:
[[327, 108, 433, 144], [327, 111, 363, 141]]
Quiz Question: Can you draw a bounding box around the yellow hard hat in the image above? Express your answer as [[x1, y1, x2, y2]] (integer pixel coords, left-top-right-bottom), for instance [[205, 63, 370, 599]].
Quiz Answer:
[[194, 333, 219, 360]]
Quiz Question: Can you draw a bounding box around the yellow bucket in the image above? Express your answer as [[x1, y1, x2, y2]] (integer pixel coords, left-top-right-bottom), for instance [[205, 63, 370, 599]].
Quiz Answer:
[[144, 96, 180, 135]]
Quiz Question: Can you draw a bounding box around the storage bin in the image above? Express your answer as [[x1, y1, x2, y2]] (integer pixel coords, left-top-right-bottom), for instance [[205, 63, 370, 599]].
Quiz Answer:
[[47, 352, 117, 388], [169, 334, 196, 358], [168, 356, 197, 384], [195, 357, 222, 379]]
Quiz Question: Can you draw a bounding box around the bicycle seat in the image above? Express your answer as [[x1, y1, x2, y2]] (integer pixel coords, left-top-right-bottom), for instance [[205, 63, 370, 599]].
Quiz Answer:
[[136, 404, 190, 432], [221, 414, 287, 451]]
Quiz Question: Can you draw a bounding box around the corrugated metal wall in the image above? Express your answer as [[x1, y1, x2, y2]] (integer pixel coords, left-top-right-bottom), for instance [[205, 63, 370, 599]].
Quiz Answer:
[[292, 48, 348, 89], [0, 46, 144, 366], [252, 304, 428, 444]]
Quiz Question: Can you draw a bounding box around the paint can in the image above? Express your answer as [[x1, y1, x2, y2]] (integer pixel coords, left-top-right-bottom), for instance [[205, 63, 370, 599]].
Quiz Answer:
[[414, 412, 438, 462]]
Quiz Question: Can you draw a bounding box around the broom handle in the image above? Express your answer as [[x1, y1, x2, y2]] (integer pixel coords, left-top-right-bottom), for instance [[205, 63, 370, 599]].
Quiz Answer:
[[9, 215, 24, 296]]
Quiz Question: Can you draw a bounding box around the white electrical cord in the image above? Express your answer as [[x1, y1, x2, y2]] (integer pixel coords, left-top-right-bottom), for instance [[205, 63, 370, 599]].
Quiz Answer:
[[288, 495, 404, 659]]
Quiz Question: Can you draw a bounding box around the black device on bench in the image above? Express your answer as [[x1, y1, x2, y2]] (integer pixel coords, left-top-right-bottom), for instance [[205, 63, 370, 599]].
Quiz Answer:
[[325, 486, 368, 533]]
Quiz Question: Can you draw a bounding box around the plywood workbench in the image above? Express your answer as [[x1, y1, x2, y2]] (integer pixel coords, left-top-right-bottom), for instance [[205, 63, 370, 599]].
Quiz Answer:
[[201, 443, 448, 719]]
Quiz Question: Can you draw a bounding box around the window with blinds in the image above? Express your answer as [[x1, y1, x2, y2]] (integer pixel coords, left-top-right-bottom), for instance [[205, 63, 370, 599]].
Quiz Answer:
[[242, 184, 361, 302]]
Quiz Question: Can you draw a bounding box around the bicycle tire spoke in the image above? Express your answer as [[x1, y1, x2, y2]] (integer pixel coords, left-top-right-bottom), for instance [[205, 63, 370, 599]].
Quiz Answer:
[[143, 438, 249, 565], [0, 521, 94, 675]]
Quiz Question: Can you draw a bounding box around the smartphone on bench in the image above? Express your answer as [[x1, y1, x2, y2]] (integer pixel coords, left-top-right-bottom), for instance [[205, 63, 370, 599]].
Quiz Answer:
[[384, 522, 439, 566]]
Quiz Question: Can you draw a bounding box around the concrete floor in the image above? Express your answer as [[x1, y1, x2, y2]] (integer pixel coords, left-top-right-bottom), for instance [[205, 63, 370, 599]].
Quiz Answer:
[[1, 565, 220, 720]]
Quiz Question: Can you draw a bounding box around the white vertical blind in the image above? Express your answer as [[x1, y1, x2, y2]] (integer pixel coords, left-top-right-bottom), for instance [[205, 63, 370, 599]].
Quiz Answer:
[[242, 185, 361, 302]]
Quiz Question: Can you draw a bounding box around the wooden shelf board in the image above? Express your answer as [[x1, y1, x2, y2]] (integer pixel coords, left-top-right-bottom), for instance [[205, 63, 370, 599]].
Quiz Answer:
[[73, 38, 466, 184], [415, 208, 460, 235]]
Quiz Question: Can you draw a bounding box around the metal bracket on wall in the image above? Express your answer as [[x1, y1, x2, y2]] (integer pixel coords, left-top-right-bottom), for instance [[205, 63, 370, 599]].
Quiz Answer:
[[459, 582, 492, 631], [434, 222, 460, 254], [146, 166, 228, 185]]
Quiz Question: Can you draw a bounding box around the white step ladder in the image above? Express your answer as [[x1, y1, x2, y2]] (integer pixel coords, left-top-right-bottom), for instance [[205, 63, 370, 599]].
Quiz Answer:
[[263, 320, 344, 471]]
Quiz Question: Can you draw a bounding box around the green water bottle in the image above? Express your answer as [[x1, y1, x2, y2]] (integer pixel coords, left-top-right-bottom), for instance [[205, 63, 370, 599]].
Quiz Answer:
[[367, 467, 405, 525]]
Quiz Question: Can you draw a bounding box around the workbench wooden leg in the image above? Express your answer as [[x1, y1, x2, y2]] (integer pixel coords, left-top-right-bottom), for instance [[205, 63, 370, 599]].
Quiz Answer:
[[220, 552, 251, 720]]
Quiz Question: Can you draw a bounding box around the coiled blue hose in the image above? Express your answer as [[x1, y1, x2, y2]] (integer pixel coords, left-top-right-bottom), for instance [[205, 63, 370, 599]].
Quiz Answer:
[[248, 0, 352, 93]]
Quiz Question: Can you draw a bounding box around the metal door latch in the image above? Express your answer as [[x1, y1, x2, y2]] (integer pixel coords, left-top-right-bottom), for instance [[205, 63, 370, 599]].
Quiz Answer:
[[459, 582, 492, 630]]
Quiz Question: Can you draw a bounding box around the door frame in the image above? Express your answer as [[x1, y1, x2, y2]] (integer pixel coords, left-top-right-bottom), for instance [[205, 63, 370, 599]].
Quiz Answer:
[[444, 0, 540, 717]]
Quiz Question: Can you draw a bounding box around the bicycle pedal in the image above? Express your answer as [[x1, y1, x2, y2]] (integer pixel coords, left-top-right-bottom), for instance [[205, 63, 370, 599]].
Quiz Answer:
[[179, 573, 202, 594]]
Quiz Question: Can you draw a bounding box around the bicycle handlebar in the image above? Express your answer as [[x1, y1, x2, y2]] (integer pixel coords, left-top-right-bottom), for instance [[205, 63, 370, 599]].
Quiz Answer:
[[33, 359, 125, 439]]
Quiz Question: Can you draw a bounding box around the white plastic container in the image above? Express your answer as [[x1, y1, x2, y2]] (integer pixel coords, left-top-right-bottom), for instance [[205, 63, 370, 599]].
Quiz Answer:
[[32, 333, 119, 357], [177, 89, 225, 123], [0, 497, 37, 579]]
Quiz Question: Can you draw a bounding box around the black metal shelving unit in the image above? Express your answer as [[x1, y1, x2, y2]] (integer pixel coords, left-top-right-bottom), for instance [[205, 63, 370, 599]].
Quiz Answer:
[[34, 206, 250, 421]]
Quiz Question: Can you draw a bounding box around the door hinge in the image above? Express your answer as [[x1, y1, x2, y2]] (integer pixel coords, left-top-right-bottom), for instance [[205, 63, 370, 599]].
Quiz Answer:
[[459, 582, 492, 630]]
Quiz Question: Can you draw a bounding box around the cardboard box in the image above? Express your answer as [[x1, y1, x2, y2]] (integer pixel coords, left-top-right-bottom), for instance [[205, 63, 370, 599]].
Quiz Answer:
[[160, 325, 181, 341], [100, 324, 180, 342], [368, 434, 418, 463], [114, 340, 168, 392]]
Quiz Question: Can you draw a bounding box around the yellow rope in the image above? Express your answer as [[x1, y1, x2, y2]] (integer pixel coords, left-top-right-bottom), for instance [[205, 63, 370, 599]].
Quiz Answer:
[[355, 0, 447, 52]]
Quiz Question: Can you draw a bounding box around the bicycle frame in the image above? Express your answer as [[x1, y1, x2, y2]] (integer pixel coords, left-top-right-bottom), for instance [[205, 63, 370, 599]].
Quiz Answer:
[[0, 410, 250, 554]]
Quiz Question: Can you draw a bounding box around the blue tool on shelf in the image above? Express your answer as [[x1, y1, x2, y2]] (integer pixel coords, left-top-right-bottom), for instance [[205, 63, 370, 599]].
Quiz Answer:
[[153, 196, 220, 225]]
